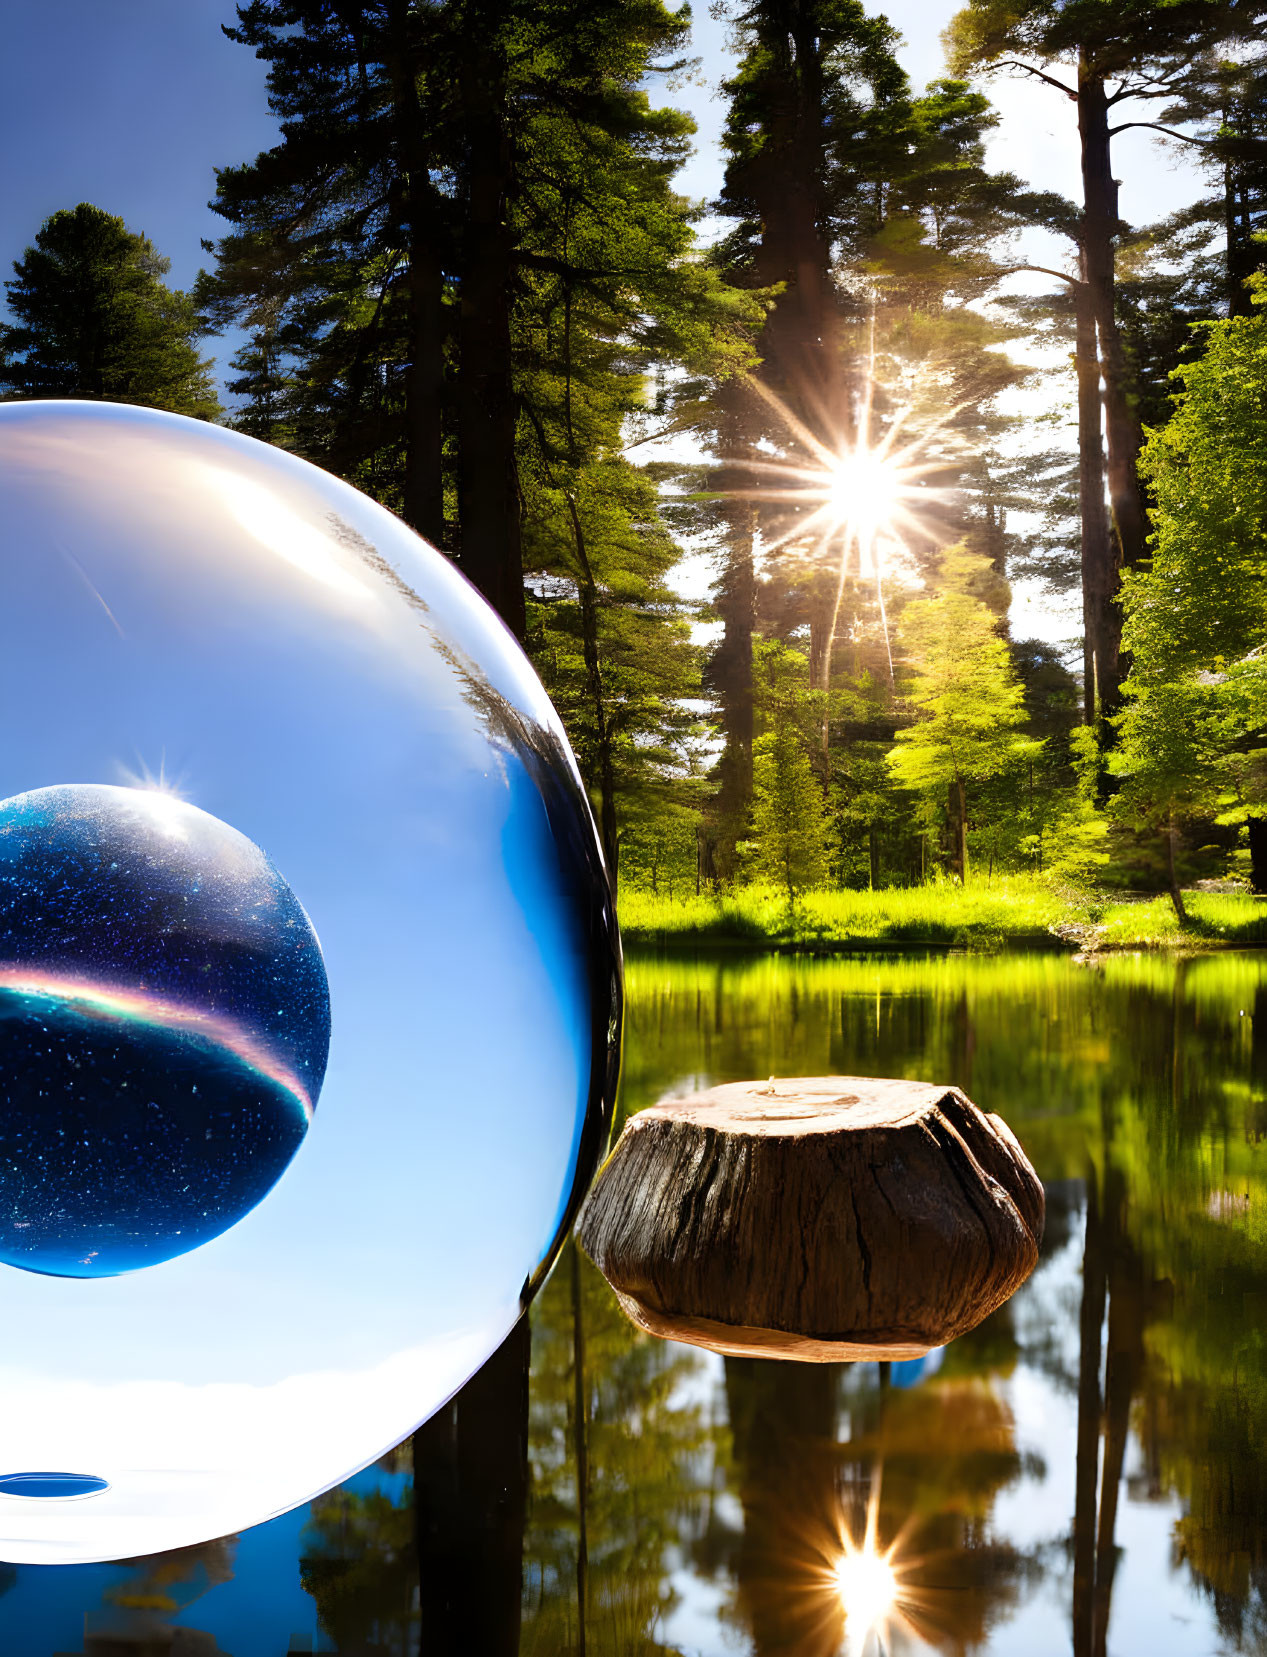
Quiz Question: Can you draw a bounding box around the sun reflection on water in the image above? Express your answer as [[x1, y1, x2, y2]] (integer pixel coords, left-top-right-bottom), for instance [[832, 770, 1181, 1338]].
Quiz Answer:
[[834, 1544, 899, 1643]]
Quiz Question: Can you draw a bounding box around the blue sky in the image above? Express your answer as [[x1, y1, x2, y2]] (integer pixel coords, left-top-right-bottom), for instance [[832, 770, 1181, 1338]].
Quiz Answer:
[[0, 3, 276, 322], [0, 1, 276, 291]]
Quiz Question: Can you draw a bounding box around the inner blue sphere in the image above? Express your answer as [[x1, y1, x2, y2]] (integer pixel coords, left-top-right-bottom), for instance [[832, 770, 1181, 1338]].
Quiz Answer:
[[0, 782, 330, 1277]]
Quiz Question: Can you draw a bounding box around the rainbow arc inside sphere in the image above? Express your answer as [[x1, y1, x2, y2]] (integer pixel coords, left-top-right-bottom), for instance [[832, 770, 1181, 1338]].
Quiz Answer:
[[0, 782, 329, 1278]]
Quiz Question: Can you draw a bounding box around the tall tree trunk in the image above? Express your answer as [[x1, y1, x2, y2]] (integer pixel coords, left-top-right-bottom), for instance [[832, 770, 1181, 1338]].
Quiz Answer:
[[403, 238, 445, 546], [456, 17, 524, 638], [1075, 267, 1113, 734], [1166, 815, 1188, 925], [1224, 99, 1259, 319], [414, 1314, 530, 1656], [709, 473, 757, 879], [1247, 814, 1267, 894], [388, 5, 445, 548], [808, 591, 833, 786], [568, 497, 620, 887], [956, 776, 969, 884], [1077, 54, 1149, 715], [757, 2, 836, 402]]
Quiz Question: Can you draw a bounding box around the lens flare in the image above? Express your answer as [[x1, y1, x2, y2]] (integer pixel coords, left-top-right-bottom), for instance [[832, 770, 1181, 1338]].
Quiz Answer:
[[834, 1544, 899, 1636], [716, 362, 964, 689], [828, 447, 907, 544]]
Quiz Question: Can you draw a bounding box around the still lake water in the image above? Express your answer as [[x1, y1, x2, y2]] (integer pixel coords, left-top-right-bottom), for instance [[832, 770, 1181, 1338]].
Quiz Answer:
[[3, 947, 1266, 1656]]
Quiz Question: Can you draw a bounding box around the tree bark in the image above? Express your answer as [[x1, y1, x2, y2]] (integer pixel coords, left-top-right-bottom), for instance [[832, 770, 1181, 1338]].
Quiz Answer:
[[708, 469, 757, 881], [403, 233, 445, 547], [1248, 814, 1267, 894], [1075, 267, 1113, 734], [809, 594, 833, 785], [1166, 817, 1188, 925], [387, 3, 445, 549], [755, 0, 838, 400], [1224, 97, 1262, 320], [1077, 54, 1149, 715], [456, 18, 524, 638], [568, 496, 620, 887]]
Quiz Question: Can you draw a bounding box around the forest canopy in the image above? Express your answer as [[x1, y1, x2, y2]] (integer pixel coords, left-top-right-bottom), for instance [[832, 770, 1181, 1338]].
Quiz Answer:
[[5, 0, 1267, 925]]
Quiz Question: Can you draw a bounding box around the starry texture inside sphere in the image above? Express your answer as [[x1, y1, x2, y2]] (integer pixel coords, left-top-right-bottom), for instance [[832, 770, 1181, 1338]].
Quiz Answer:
[[0, 783, 330, 1277]]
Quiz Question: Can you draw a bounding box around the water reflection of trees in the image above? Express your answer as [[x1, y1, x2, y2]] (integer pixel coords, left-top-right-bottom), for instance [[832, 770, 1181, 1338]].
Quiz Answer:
[[521, 1240, 713, 1655], [28, 949, 1267, 1655], [296, 1240, 717, 1657], [48, 1541, 237, 1656], [1065, 960, 1267, 1656], [300, 1474, 416, 1656], [625, 949, 1267, 1651]]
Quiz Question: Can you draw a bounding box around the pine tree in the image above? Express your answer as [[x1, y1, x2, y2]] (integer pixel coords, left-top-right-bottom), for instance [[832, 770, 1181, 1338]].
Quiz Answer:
[[0, 204, 219, 418], [947, 0, 1267, 720], [887, 545, 1038, 881], [750, 639, 833, 905], [202, 0, 754, 649], [204, 0, 762, 884], [198, 0, 451, 543]]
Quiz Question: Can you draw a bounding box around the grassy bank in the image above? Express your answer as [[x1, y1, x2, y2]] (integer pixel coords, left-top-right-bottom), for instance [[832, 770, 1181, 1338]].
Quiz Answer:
[[618, 880, 1267, 951]]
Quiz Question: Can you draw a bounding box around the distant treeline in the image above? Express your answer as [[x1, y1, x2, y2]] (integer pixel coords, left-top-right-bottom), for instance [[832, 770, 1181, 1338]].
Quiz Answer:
[[4, 0, 1267, 919]]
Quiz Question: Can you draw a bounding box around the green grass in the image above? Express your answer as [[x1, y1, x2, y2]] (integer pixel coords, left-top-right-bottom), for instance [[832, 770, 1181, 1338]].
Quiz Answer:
[[618, 880, 1267, 951], [1096, 891, 1267, 947], [619, 877, 1084, 949]]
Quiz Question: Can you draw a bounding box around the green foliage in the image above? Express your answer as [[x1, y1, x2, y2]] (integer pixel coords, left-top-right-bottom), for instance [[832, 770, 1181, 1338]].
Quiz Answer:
[[524, 1242, 715, 1653], [747, 641, 833, 904], [945, 0, 1266, 79], [300, 1480, 416, 1654], [206, 0, 762, 880], [1118, 299, 1267, 861], [887, 545, 1039, 878], [0, 203, 219, 417], [155, 0, 1267, 913], [715, 0, 908, 288]]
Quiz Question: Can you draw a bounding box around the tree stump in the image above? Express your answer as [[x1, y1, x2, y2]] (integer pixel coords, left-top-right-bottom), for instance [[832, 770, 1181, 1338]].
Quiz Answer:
[[577, 1077, 1044, 1362]]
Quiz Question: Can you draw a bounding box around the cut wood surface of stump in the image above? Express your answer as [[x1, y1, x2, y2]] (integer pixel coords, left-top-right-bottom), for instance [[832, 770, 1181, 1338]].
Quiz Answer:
[[577, 1076, 1045, 1362]]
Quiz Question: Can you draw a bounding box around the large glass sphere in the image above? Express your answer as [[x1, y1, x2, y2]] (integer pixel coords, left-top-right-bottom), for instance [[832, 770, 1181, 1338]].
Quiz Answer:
[[0, 401, 620, 1563]]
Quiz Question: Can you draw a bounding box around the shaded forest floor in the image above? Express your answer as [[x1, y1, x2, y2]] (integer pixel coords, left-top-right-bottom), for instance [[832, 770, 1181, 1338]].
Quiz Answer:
[[619, 881, 1267, 952]]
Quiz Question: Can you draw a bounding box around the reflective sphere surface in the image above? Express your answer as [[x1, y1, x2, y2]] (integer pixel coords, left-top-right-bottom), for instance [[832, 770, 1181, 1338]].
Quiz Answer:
[[0, 783, 329, 1278], [0, 401, 619, 1563]]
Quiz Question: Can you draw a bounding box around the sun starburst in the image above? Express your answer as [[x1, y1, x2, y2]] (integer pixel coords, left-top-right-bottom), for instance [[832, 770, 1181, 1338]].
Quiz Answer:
[[719, 345, 971, 682]]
